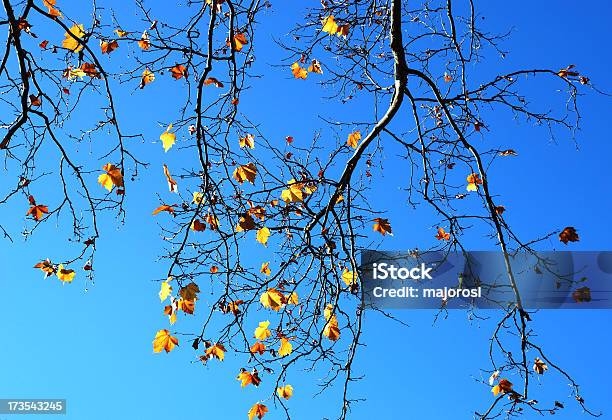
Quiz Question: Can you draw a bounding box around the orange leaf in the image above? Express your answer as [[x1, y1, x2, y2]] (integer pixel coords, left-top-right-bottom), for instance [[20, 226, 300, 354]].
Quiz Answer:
[[26, 204, 48, 221], [163, 164, 178, 193], [347, 130, 361, 148], [250, 341, 266, 355], [138, 31, 150, 50], [43, 0, 62, 17], [170, 64, 188, 80], [307, 59, 323, 74], [98, 163, 123, 191], [228, 32, 248, 52], [100, 40, 119, 54], [248, 403, 268, 420], [178, 298, 195, 315], [491, 379, 513, 396], [372, 217, 392, 236], [204, 77, 224, 88], [152, 204, 176, 216], [34, 259, 56, 276], [291, 62, 308, 79], [466, 173, 482, 191], [435, 227, 450, 241]]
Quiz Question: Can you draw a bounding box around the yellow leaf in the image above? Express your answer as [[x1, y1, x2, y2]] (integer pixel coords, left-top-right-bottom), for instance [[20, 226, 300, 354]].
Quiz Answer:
[[160, 124, 176, 152], [324, 303, 334, 321], [281, 179, 309, 203], [56, 264, 75, 283], [491, 379, 513, 396], [347, 130, 361, 148], [205, 343, 226, 361], [98, 163, 123, 191], [239, 133, 255, 149], [278, 337, 292, 357], [166, 306, 177, 325], [159, 279, 172, 301], [237, 369, 261, 387], [287, 291, 299, 305], [323, 314, 340, 341], [248, 403, 268, 420], [308, 59, 323, 74], [304, 183, 317, 195], [260, 261, 271, 276], [152, 329, 178, 353], [233, 162, 257, 184], [277, 384, 293, 400], [114, 28, 128, 37], [281, 187, 302, 203], [259, 288, 286, 311], [321, 15, 338, 34], [140, 68, 155, 88], [342, 269, 356, 286], [62, 24, 85, 52], [466, 173, 482, 192], [254, 320, 271, 340], [67, 67, 86, 80], [256, 227, 270, 246], [97, 173, 113, 191], [192, 191, 204, 204], [229, 32, 248, 52], [533, 357, 548, 375]]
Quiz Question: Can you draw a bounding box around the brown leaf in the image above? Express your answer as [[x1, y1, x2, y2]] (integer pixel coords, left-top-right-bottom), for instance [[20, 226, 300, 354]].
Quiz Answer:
[[179, 282, 200, 301], [559, 227, 579, 244]]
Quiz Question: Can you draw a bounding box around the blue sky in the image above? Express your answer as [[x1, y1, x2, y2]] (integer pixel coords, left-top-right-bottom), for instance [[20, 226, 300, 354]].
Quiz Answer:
[[1, 1, 612, 419]]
